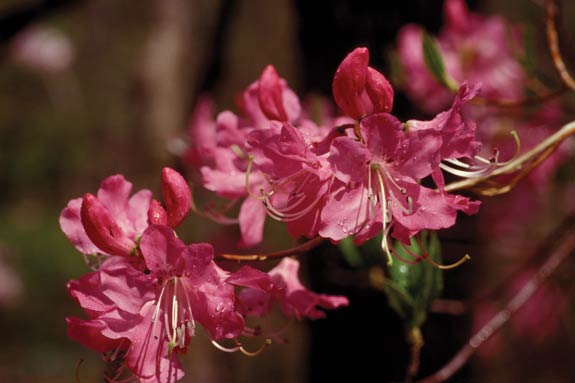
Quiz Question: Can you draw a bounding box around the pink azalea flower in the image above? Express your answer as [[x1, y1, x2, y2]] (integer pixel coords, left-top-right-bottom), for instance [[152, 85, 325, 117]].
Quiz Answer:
[[9, 25, 75, 74], [67, 225, 244, 383], [397, 0, 526, 113], [60, 168, 191, 259], [186, 65, 309, 247], [246, 122, 335, 239], [60, 174, 152, 257], [321, 80, 481, 247], [227, 257, 348, 320]]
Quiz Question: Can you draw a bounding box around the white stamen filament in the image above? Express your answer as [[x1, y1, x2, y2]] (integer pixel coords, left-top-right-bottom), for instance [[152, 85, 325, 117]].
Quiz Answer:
[[375, 169, 393, 265]]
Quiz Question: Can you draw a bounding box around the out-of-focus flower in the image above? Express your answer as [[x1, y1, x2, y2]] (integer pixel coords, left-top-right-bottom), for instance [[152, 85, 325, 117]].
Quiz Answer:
[[9, 25, 75, 74], [227, 257, 349, 319], [397, 0, 525, 113], [0, 248, 21, 306]]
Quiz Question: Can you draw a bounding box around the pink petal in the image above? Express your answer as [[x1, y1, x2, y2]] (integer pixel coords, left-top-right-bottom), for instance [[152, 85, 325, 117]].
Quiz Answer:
[[238, 197, 266, 248], [161, 167, 191, 228], [59, 198, 101, 255], [81, 193, 135, 257], [332, 47, 369, 119], [258, 65, 288, 121]]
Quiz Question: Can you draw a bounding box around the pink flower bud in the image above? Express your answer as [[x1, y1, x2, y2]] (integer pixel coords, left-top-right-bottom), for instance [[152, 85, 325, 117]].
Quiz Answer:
[[147, 199, 168, 226], [332, 47, 369, 119], [332, 47, 394, 119], [80, 193, 134, 256], [365, 67, 394, 114], [161, 167, 191, 228], [258, 65, 288, 121]]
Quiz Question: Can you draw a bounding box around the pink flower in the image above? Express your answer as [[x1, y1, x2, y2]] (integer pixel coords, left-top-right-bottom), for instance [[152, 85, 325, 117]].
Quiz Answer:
[[397, 0, 526, 113], [67, 225, 244, 383], [332, 47, 394, 119], [227, 257, 348, 319], [9, 25, 74, 74], [187, 66, 308, 247], [60, 168, 191, 258], [60, 174, 152, 257]]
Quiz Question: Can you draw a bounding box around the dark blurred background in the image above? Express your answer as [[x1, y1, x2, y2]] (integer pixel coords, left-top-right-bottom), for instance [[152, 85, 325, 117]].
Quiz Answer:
[[0, 0, 573, 382]]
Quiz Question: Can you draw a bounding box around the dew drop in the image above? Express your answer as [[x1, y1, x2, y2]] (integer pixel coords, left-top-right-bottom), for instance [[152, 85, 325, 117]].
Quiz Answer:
[[215, 302, 224, 313]]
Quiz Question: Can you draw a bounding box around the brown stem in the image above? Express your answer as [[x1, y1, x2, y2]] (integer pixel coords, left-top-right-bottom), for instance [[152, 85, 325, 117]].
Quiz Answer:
[[217, 236, 325, 261], [416, 229, 575, 383], [545, 0, 575, 92], [444, 120, 575, 194], [406, 327, 424, 383]]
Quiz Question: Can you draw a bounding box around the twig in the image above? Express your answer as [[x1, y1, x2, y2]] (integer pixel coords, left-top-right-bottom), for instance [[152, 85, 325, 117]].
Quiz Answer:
[[417, 228, 575, 383], [218, 236, 325, 261], [545, 0, 575, 92], [444, 120, 575, 194], [406, 327, 424, 383]]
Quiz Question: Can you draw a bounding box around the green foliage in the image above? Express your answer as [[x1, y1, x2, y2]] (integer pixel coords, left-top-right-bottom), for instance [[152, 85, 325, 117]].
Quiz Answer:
[[421, 30, 459, 92], [381, 232, 443, 328]]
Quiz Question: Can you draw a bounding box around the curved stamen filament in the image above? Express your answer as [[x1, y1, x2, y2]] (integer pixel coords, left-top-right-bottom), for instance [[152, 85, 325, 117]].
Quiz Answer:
[[245, 155, 267, 201], [211, 339, 272, 357], [423, 253, 471, 270], [375, 169, 394, 266], [262, 181, 325, 223], [190, 188, 240, 225], [235, 338, 273, 357], [439, 162, 496, 178]]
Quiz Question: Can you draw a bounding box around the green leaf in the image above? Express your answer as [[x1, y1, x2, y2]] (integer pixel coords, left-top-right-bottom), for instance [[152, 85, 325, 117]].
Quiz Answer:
[[421, 30, 458, 92], [377, 275, 416, 321], [386, 232, 443, 327]]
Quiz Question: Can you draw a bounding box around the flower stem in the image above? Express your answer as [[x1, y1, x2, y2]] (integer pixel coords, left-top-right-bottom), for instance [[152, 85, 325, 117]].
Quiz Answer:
[[545, 0, 575, 93], [416, 227, 575, 383], [406, 327, 424, 383]]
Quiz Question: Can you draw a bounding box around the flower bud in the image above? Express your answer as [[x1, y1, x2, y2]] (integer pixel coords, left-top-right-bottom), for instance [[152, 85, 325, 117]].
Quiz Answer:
[[80, 193, 134, 256], [258, 65, 288, 121], [332, 47, 394, 119], [161, 167, 191, 228], [147, 199, 168, 226], [365, 67, 394, 114]]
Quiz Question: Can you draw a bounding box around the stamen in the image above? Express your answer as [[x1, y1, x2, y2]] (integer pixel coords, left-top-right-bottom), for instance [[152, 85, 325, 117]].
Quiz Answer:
[[439, 162, 495, 178], [211, 340, 242, 353], [245, 155, 268, 201], [423, 253, 471, 270], [190, 187, 240, 224], [236, 338, 273, 357], [230, 144, 246, 159], [375, 169, 393, 266]]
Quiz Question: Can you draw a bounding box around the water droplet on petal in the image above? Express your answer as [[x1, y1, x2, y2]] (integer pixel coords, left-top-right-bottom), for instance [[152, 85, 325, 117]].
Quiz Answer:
[[215, 302, 224, 313]]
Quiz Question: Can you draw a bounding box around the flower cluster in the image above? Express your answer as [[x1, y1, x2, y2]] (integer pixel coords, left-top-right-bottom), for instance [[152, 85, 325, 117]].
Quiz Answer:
[[61, 168, 347, 382], [397, 0, 526, 113], [187, 47, 482, 262]]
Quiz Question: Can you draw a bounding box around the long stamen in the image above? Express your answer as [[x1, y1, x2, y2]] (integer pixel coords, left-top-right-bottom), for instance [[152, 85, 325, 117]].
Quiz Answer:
[[423, 253, 471, 270], [376, 169, 393, 266], [235, 338, 273, 357], [190, 187, 240, 224], [245, 155, 268, 201]]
